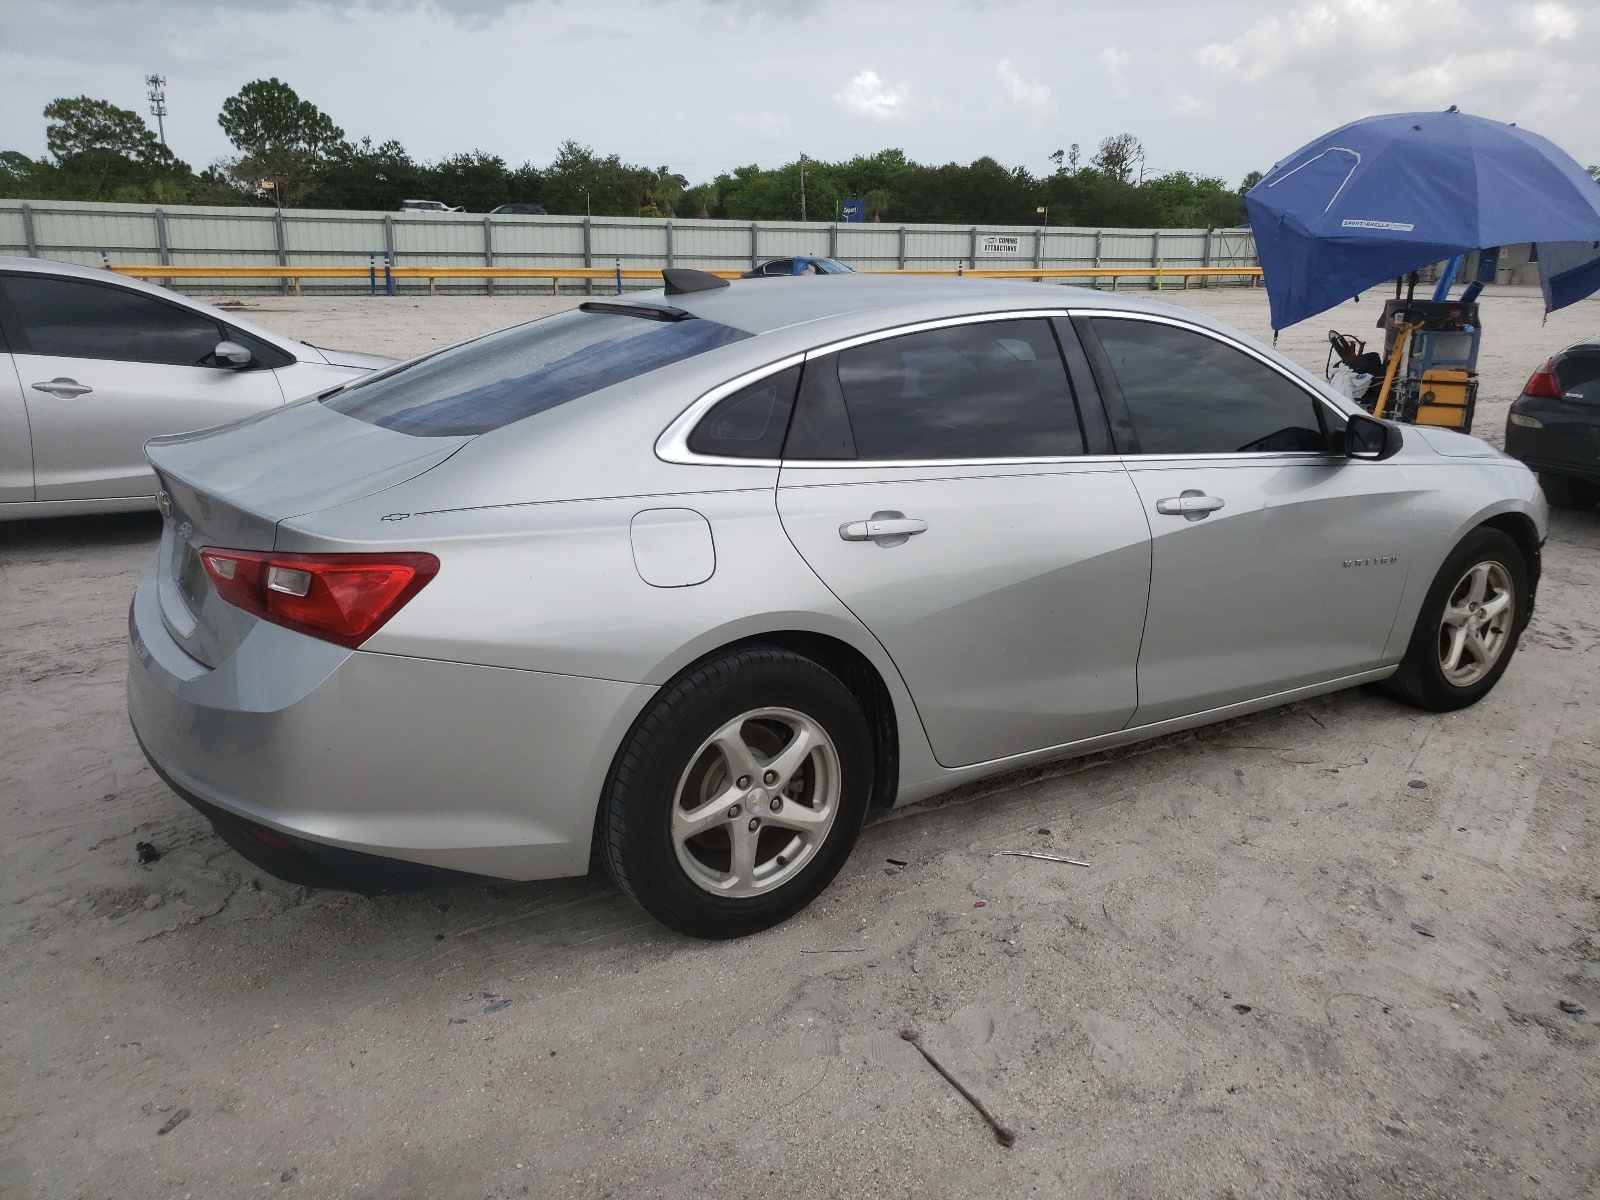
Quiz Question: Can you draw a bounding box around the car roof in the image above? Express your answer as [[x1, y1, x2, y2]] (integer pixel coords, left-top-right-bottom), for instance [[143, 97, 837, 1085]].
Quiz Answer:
[[657, 272, 1204, 336], [0, 255, 312, 361]]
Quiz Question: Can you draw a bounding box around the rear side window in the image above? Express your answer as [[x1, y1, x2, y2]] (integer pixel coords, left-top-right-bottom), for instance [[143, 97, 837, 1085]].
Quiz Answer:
[[819, 318, 1084, 460], [1090, 317, 1326, 454], [2, 274, 223, 366], [687, 365, 800, 458], [327, 308, 751, 437]]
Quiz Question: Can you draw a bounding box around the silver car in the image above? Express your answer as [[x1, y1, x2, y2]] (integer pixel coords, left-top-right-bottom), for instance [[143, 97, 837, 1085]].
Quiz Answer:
[[127, 271, 1546, 938], [0, 257, 391, 519]]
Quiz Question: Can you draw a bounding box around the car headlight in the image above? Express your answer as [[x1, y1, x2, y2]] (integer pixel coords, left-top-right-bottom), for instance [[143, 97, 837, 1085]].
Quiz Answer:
[[1509, 413, 1544, 429]]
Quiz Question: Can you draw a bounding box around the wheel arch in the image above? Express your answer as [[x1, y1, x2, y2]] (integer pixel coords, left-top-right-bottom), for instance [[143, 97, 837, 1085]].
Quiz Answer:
[[725, 630, 901, 819], [1478, 511, 1542, 615], [587, 625, 911, 874]]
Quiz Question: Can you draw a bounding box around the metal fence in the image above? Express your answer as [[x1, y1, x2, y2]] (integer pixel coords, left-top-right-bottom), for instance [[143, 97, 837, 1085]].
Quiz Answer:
[[0, 198, 1259, 295]]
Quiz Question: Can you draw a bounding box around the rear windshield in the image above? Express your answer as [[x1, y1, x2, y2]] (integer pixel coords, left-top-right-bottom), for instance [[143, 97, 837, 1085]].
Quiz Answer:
[[325, 308, 751, 436], [1556, 351, 1600, 403]]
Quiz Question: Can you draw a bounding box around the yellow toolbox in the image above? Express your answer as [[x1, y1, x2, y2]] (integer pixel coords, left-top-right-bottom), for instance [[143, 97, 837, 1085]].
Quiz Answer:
[[1412, 369, 1476, 429]]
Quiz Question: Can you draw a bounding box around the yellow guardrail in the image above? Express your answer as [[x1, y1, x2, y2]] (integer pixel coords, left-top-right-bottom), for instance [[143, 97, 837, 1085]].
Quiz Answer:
[[108, 263, 1262, 292]]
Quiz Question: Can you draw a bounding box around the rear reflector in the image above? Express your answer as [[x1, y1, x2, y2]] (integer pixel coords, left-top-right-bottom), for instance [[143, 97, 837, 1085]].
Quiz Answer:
[[1523, 360, 1561, 399], [201, 548, 439, 648]]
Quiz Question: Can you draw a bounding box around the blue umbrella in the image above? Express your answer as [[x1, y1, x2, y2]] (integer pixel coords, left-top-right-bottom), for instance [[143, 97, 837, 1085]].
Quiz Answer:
[[1245, 109, 1600, 330], [1538, 239, 1600, 312]]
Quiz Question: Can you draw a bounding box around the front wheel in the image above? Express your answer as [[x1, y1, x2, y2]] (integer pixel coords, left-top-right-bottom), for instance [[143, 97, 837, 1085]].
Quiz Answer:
[[599, 647, 873, 938], [1380, 527, 1528, 712]]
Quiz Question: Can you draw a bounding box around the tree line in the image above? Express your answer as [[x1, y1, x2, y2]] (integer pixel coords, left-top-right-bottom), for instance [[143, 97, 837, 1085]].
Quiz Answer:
[[2, 78, 1255, 228]]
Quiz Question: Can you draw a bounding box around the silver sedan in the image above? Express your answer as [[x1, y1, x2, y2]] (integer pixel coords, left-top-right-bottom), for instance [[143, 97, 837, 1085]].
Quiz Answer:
[[127, 271, 1546, 937], [0, 257, 391, 520]]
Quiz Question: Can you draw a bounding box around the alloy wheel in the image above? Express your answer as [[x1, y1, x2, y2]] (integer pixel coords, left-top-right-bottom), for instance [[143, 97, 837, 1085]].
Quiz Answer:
[[671, 707, 841, 899], [1437, 560, 1515, 687]]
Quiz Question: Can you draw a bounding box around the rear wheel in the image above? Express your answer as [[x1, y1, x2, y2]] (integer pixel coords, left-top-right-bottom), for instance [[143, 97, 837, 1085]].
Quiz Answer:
[[1539, 473, 1600, 510], [600, 647, 873, 938], [1380, 528, 1528, 711]]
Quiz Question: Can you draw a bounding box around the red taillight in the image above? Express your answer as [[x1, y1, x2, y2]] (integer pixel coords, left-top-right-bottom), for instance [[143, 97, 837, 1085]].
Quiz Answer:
[[200, 548, 439, 648], [1523, 359, 1561, 399]]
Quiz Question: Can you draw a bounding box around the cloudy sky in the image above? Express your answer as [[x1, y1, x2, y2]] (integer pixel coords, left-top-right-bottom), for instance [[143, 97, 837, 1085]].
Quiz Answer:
[[3, 0, 1596, 186]]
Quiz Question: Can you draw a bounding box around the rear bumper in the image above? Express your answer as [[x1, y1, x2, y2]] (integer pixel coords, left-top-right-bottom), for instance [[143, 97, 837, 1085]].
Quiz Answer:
[[138, 739, 490, 894], [127, 578, 655, 886]]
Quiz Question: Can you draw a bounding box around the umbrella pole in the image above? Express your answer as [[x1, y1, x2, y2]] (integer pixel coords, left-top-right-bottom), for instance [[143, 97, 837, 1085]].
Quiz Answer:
[[1373, 321, 1422, 420]]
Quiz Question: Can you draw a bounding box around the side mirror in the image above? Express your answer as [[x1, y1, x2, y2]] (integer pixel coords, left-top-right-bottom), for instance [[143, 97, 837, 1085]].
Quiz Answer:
[[213, 340, 253, 368], [1346, 412, 1401, 461]]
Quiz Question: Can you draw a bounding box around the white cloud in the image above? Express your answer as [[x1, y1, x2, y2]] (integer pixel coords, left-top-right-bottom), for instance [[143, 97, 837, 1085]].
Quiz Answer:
[[1170, 93, 1201, 115], [1514, 2, 1580, 42], [1194, 4, 1343, 84], [1193, 0, 1600, 137], [997, 59, 1054, 115], [733, 111, 790, 135], [834, 69, 909, 121], [1096, 46, 1132, 94]]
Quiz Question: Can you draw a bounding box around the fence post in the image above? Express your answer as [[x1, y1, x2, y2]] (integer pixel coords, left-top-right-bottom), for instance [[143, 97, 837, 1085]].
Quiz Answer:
[[274, 209, 289, 296], [1151, 229, 1160, 290], [153, 207, 171, 289], [1033, 226, 1043, 270], [382, 214, 396, 296], [665, 220, 674, 269], [829, 222, 837, 260], [750, 222, 759, 270], [20, 203, 38, 257], [1093, 230, 1102, 289], [1202, 227, 1212, 289], [969, 227, 978, 269], [582, 217, 592, 296], [483, 214, 495, 296], [897, 225, 906, 271]]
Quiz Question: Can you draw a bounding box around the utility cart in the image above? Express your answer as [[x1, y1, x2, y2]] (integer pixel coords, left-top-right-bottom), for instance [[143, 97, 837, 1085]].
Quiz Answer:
[[1371, 295, 1481, 432]]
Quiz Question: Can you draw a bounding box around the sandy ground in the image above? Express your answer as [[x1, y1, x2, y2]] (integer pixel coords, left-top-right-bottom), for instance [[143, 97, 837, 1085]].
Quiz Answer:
[[1, 288, 1597, 1199]]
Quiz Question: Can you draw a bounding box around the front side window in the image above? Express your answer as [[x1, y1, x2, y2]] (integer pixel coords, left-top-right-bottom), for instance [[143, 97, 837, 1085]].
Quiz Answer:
[[327, 308, 751, 437], [1090, 318, 1327, 455], [2, 274, 223, 366], [813, 318, 1084, 461]]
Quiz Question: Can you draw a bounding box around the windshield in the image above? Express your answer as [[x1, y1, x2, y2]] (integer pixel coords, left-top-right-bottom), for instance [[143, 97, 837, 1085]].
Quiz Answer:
[[325, 308, 751, 436]]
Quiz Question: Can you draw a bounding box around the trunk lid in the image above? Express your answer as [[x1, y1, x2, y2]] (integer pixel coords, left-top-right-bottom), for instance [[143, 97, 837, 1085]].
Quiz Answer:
[[148, 399, 469, 668]]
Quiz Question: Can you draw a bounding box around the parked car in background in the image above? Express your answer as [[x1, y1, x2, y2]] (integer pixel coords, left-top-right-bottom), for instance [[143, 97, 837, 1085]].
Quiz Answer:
[[1504, 339, 1600, 509], [489, 203, 547, 216], [398, 200, 464, 213], [742, 256, 855, 278], [129, 272, 1545, 939], [0, 257, 393, 520]]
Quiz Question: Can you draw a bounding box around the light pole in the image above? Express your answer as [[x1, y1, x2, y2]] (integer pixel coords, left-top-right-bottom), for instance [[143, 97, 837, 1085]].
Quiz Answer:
[[145, 74, 167, 146], [799, 153, 807, 222], [1036, 204, 1047, 225]]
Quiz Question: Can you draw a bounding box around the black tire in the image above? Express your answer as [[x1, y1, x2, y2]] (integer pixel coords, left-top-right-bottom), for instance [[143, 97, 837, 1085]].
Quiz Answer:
[[599, 647, 873, 939], [1539, 473, 1600, 511], [1379, 527, 1528, 712]]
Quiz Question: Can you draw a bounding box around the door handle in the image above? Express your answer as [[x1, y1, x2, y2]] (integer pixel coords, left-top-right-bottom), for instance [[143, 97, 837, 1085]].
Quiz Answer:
[[32, 378, 93, 399], [1155, 491, 1226, 520], [839, 510, 928, 546]]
